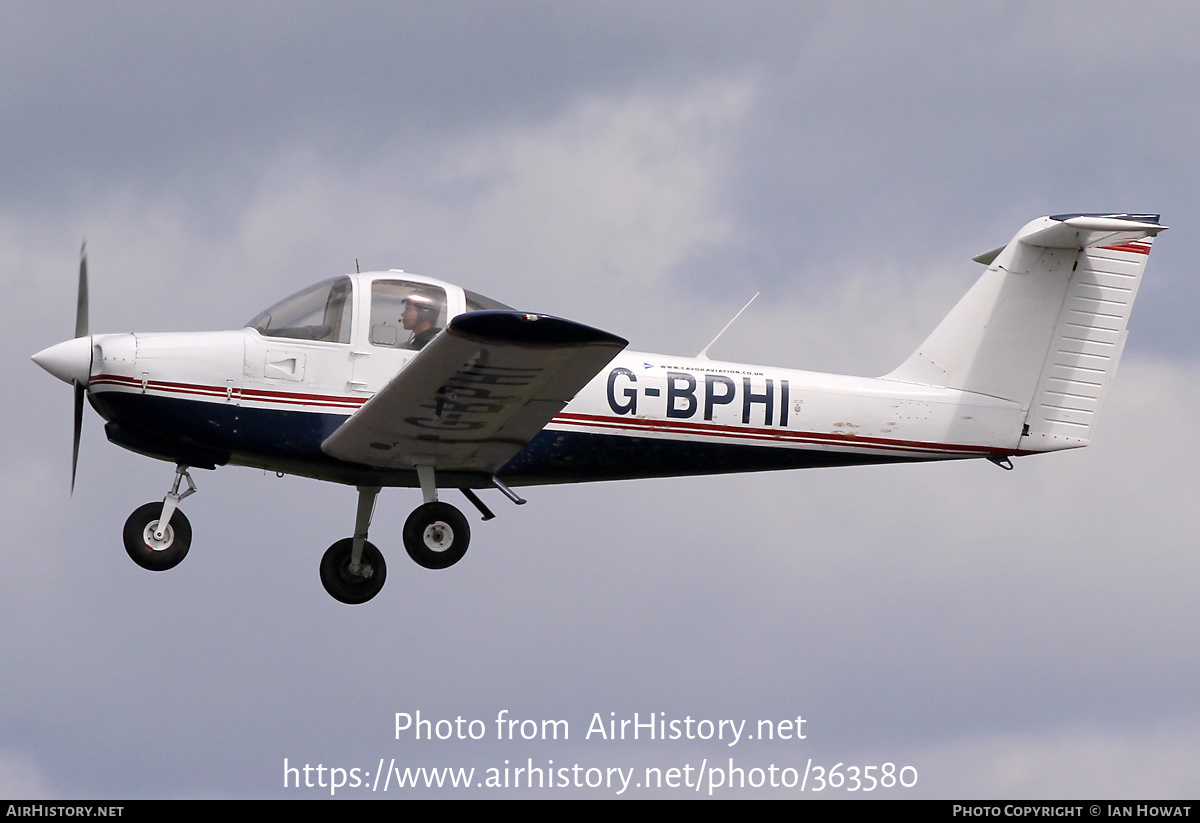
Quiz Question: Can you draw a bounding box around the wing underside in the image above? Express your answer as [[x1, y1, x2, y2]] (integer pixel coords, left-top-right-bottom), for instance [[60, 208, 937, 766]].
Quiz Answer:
[[321, 311, 627, 474]]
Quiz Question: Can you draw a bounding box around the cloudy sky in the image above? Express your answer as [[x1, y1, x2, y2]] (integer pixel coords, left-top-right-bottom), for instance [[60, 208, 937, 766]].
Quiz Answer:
[[4, 1, 1199, 798]]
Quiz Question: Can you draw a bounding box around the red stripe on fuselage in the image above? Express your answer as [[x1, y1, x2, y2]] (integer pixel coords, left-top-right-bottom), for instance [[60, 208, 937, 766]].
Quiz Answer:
[[90, 373, 367, 410], [90, 375, 1009, 458], [551, 411, 1006, 458]]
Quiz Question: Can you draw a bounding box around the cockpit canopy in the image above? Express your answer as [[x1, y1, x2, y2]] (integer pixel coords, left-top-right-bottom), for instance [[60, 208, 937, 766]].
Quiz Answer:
[[246, 273, 513, 351]]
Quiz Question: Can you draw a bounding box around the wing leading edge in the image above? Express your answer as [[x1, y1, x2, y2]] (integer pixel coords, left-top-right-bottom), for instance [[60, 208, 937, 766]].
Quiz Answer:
[[321, 311, 627, 473]]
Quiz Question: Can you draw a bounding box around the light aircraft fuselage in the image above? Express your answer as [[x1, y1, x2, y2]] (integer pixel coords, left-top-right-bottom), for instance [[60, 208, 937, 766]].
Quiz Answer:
[[31, 213, 1166, 603], [85, 324, 1024, 488]]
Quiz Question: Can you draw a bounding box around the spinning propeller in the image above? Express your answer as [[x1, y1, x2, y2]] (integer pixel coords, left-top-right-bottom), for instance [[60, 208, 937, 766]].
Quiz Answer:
[[31, 242, 94, 492]]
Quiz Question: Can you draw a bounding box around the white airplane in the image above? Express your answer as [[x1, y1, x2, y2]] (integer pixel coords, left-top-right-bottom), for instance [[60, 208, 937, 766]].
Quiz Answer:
[[32, 213, 1165, 604]]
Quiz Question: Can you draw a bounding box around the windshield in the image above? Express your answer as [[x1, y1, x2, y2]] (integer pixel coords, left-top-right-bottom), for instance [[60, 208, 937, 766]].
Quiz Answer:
[[246, 277, 353, 343]]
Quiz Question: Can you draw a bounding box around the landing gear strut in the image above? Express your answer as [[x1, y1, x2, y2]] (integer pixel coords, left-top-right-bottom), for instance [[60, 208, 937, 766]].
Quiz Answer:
[[320, 486, 387, 604], [122, 464, 196, 571]]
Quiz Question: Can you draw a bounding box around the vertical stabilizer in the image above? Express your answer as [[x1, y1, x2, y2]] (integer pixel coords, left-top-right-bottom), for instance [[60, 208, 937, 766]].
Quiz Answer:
[[885, 214, 1165, 451]]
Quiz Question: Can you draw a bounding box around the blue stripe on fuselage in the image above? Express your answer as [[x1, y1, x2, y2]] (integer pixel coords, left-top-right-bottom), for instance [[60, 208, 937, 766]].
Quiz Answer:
[[90, 389, 346, 464], [498, 428, 923, 485], [89, 390, 925, 487]]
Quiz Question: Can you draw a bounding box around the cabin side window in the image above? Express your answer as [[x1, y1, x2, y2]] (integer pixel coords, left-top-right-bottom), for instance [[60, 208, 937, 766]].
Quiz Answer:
[[370, 280, 449, 351]]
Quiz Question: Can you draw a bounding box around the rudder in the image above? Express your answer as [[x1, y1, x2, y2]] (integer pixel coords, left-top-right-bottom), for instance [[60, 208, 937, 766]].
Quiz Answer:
[[1019, 231, 1156, 451]]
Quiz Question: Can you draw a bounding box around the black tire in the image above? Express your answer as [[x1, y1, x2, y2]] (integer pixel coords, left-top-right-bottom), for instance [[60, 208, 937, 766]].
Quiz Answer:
[[403, 502, 470, 569], [320, 538, 387, 604], [123, 502, 192, 572]]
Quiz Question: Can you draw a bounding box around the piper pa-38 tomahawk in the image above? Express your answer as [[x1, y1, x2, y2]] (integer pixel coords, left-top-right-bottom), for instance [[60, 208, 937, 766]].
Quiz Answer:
[[32, 213, 1164, 604]]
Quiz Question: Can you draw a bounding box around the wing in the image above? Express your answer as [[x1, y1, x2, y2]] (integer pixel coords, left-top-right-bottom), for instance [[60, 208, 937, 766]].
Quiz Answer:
[[321, 311, 627, 473]]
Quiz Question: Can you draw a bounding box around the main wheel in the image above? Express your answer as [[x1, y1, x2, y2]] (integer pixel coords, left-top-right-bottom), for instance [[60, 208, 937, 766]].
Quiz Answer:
[[403, 502, 470, 569], [320, 538, 387, 604], [123, 502, 192, 572]]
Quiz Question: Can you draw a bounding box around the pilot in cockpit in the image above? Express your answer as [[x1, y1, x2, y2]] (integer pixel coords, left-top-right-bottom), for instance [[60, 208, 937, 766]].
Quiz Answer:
[[402, 292, 442, 350]]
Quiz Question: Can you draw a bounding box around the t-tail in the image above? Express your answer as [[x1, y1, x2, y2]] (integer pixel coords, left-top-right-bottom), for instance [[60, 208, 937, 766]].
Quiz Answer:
[[885, 213, 1166, 453]]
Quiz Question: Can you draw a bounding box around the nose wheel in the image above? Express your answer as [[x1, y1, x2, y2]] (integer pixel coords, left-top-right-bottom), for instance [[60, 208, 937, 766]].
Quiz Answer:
[[123, 502, 192, 571], [121, 464, 197, 572], [403, 502, 471, 569]]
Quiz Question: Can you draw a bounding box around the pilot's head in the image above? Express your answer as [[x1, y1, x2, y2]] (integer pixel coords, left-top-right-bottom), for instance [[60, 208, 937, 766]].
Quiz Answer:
[[402, 293, 439, 331]]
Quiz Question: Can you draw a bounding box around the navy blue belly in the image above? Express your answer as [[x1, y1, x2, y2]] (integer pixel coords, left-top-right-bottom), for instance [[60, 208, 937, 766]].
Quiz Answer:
[[89, 390, 921, 487], [498, 428, 920, 485]]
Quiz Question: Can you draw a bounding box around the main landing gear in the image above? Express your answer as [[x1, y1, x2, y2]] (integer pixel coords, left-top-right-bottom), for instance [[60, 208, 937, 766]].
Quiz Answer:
[[319, 485, 388, 604], [123, 464, 196, 572], [317, 468, 526, 604], [403, 502, 470, 569], [320, 536, 386, 605], [118, 463, 528, 605]]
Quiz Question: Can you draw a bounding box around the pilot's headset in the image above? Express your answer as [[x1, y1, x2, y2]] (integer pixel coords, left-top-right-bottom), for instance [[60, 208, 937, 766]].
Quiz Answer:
[[405, 292, 440, 324]]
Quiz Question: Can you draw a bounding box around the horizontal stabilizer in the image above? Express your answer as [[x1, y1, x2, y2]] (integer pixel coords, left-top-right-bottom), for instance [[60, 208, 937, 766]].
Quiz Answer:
[[1015, 213, 1165, 249], [972, 215, 1163, 266]]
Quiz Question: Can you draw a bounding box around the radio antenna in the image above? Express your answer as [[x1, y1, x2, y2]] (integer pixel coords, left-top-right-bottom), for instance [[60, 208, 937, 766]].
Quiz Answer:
[[697, 292, 759, 360]]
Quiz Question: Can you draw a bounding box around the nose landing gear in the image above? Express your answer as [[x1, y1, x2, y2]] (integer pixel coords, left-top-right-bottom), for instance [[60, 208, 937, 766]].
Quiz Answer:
[[122, 464, 196, 572], [123, 502, 192, 571]]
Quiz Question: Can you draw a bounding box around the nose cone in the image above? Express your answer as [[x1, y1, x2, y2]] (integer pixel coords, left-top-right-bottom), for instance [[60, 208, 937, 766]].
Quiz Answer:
[[32, 336, 93, 385]]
